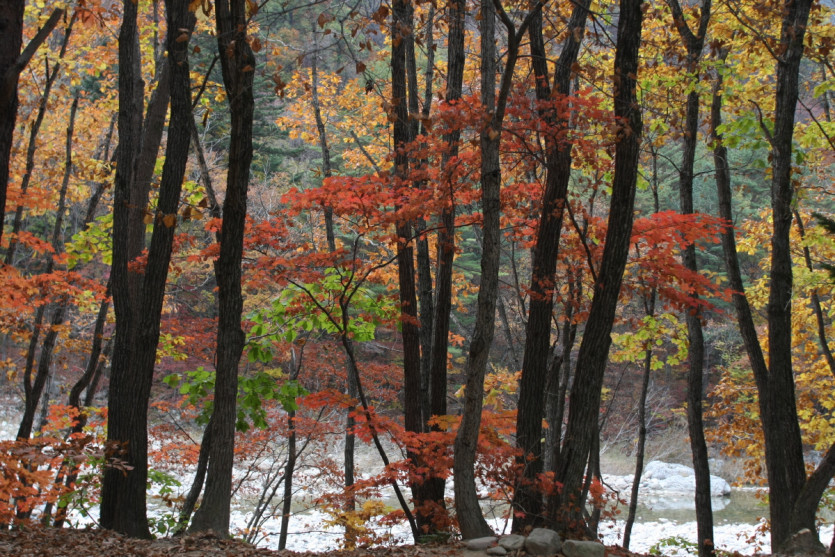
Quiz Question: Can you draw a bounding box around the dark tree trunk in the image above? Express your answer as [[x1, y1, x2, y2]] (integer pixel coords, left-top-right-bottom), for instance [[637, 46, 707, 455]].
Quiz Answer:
[[99, 0, 147, 536], [278, 347, 303, 549], [623, 149, 660, 550], [0, 0, 24, 249], [0, 4, 63, 250], [101, 0, 193, 537], [391, 0, 427, 532], [764, 0, 814, 548], [623, 321, 653, 549], [553, 0, 642, 532], [512, 0, 591, 530], [453, 0, 538, 539], [666, 1, 714, 553], [188, 0, 253, 536], [5, 13, 75, 266]]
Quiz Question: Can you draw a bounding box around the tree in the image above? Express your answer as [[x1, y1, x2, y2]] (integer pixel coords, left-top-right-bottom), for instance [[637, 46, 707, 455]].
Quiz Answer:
[[188, 0, 255, 535], [453, 0, 539, 539], [512, 0, 592, 530], [665, 0, 714, 554], [100, 0, 193, 536], [552, 0, 643, 533], [0, 5, 65, 250]]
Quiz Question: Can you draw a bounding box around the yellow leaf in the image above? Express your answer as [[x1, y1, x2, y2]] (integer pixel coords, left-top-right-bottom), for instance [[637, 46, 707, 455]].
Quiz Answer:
[[162, 214, 177, 228]]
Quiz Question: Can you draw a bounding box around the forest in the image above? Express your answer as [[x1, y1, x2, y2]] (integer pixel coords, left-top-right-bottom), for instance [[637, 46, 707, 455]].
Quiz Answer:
[[1, 0, 834, 554]]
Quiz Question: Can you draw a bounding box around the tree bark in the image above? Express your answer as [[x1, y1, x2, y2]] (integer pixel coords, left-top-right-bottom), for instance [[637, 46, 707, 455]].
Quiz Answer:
[[453, 0, 538, 538], [99, 0, 148, 536], [391, 0, 427, 533], [101, 0, 193, 537], [0, 4, 64, 250], [15, 95, 78, 441], [665, 1, 714, 553], [764, 0, 814, 547], [513, 0, 591, 530], [553, 0, 642, 532], [189, 0, 253, 535], [5, 13, 75, 266]]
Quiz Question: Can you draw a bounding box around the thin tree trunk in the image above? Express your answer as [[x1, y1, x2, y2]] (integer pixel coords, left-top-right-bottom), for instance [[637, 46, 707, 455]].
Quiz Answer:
[[513, 0, 591, 529], [15, 95, 78, 441], [0, 5, 64, 249], [554, 0, 643, 532], [665, 1, 714, 552], [189, 0, 252, 535], [5, 12, 75, 265], [624, 150, 661, 550], [278, 347, 303, 549], [454, 0, 539, 538]]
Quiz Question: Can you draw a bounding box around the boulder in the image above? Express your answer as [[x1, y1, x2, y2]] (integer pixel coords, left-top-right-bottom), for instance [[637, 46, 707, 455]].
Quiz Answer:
[[525, 528, 562, 556], [486, 546, 508, 556], [642, 461, 731, 496], [562, 540, 606, 557], [498, 534, 526, 551], [464, 536, 498, 551], [605, 461, 731, 497]]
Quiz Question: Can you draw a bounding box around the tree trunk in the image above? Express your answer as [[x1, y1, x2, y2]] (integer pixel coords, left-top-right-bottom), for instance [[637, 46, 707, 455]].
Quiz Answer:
[[188, 0, 253, 536], [513, 0, 591, 529], [5, 13, 75, 266], [665, 1, 714, 552], [99, 0, 148, 536], [16, 95, 78, 441], [453, 0, 538, 538], [623, 149, 661, 550], [392, 0, 426, 531], [764, 0, 814, 547], [553, 0, 642, 532], [0, 4, 63, 250], [101, 0, 193, 537]]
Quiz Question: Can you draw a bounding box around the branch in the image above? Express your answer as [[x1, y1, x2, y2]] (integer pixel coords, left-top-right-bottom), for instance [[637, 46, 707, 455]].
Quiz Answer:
[[750, 100, 774, 145], [798, 96, 835, 152], [12, 8, 66, 78], [348, 129, 383, 174]]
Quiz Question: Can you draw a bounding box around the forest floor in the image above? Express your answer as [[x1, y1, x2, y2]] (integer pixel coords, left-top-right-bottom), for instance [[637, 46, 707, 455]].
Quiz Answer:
[[0, 526, 651, 557]]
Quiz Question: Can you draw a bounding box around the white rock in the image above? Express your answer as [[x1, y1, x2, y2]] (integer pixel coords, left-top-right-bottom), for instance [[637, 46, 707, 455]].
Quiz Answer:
[[605, 461, 731, 498]]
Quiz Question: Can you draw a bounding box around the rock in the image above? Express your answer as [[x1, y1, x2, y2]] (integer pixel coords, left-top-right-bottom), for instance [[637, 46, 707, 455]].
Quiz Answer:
[[487, 546, 508, 556], [465, 536, 498, 551], [604, 461, 731, 497], [499, 534, 526, 550], [525, 528, 562, 556], [562, 539, 606, 557]]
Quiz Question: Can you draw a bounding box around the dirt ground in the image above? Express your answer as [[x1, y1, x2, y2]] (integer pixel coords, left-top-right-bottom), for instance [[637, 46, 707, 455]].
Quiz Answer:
[[0, 527, 473, 557]]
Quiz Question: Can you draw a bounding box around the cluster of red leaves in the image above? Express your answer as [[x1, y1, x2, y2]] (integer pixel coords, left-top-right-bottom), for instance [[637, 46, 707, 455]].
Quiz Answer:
[[628, 210, 733, 312]]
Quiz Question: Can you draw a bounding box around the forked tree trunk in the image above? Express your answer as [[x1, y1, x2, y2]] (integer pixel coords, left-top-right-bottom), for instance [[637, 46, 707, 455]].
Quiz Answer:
[[453, 0, 538, 539], [553, 0, 642, 533], [101, 0, 193, 537], [513, 0, 591, 529], [0, 5, 64, 250]]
